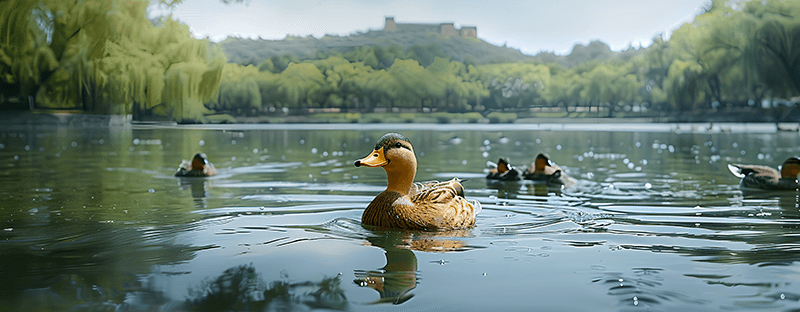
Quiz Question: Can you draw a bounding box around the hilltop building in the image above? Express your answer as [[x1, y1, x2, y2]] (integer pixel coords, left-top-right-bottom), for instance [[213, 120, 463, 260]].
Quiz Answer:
[[383, 17, 477, 39]]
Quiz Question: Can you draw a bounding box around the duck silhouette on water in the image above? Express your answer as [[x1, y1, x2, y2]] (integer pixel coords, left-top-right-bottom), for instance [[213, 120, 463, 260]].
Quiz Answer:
[[175, 153, 217, 177], [728, 157, 800, 191], [486, 153, 576, 188]]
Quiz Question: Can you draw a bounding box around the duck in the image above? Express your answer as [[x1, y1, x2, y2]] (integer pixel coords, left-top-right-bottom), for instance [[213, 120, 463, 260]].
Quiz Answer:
[[523, 153, 576, 188], [175, 153, 217, 177], [727, 157, 800, 191], [354, 133, 481, 230], [486, 158, 523, 181]]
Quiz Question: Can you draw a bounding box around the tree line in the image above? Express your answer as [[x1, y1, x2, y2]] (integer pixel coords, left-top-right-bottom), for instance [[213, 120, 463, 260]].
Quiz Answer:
[[1, 0, 798, 122]]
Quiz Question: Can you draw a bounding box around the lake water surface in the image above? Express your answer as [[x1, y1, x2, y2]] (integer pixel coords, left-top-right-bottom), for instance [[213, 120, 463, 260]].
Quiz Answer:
[[2, 115, 800, 311]]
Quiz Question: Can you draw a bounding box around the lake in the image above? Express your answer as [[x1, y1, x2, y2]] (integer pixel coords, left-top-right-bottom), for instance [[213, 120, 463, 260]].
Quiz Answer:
[[2, 114, 800, 311]]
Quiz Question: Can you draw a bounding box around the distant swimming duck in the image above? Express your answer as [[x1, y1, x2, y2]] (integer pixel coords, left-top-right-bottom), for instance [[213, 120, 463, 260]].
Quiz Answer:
[[354, 133, 481, 230], [727, 157, 800, 191], [523, 153, 576, 188], [486, 158, 523, 181], [175, 153, 217, 177]]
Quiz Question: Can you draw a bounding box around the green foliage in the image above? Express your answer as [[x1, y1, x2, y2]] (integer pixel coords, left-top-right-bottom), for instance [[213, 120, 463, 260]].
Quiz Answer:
[[0, 0, 225, 122], [4, 0, 800, 121]]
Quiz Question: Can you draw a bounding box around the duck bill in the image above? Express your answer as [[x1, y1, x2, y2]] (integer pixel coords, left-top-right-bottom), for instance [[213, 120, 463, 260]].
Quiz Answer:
[[355, 148, 388, 167]]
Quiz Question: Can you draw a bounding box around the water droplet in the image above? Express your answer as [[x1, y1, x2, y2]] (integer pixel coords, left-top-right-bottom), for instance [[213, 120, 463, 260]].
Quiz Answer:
[[515, 141, 521, 146], [71, 141, 78, 147], [623, 158, 630, 164], [668, 145, 675, 153], [38, 147, 45, 152], [322, 151, 328, 157], [311, 148, 318, 154], [0, 143, 4, 149], [740, 150, 746, 155], [128, 147, 134, 152], [732, 142, 738, 148], [300, 139, 306, 145], [24, 145, 30, 151], [231, 140, 236, 145], [757, 153, 764, 160], [253, 148, 259, 154], [133, 138, 140, 145], [308, 174, 313, 179], [482, 151, 489, 158], [627, 163, 634, 169], [635, 141, 641, 147], [586, 172, 594, 179], [645, 183, 652, 189], [231, 156, 236, 161], [577, 155, 584, 162], [556, 144, 562, 150], [462, 160, 468, 165], [483, 139, 490, 145], [499, 137, 509, 144], [535, 138, 541, 144], [98, 139, 104, 144], [148, 188, 155, 193], [781, 293, 785, 300]]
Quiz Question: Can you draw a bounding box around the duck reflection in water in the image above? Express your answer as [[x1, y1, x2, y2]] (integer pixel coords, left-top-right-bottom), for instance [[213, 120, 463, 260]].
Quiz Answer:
[[178, 178, 210, 199], [354, 229, 473, 305]]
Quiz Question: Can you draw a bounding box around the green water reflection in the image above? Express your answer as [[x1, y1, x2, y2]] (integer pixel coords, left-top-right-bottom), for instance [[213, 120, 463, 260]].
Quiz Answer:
[[2, 116, 800, 310]]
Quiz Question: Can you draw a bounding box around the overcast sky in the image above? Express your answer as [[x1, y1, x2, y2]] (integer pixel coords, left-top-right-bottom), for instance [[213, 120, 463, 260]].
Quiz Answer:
[[154, 0, 708, 55]]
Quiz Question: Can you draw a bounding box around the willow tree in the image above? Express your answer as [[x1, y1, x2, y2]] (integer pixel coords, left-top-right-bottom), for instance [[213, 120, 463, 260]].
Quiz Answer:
[[743, 0, 800, 98], [98, 1, 225, 122], [0, 0, 226, 122], [0, 0, 114, 108]]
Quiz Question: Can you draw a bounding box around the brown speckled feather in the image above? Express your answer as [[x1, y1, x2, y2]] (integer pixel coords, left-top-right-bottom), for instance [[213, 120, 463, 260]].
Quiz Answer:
[[362, 178, 479, 231], [728, 163, 799, 191]]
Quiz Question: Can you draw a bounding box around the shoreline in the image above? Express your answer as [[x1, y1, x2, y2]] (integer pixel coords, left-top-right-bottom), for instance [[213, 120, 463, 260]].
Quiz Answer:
[[0, 111, 796, 134]]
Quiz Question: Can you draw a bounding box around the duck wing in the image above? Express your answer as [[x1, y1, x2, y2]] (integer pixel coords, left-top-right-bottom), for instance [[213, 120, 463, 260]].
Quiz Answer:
[[727, 164, 780, 189], [410, 178, 480, 229]]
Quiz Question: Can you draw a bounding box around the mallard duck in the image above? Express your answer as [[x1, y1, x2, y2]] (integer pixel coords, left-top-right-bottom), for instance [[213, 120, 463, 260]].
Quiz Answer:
[[727, 157, 800, 191], [175, 153, 217, 177], [486, 158, 522, 181], [523, 153, 576, 188], [354, 133, 481, 230]]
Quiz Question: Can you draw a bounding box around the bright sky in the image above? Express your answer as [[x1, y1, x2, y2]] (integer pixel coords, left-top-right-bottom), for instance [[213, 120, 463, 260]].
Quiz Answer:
[[154, 0, 707, 55]]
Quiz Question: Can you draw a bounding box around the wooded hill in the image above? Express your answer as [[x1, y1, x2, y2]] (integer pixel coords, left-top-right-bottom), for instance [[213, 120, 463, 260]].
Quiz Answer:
[[220, 27, 646, 69]]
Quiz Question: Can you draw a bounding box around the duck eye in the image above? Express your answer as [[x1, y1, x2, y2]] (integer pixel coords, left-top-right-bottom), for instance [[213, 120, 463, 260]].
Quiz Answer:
[[395, 142, 402, 148]]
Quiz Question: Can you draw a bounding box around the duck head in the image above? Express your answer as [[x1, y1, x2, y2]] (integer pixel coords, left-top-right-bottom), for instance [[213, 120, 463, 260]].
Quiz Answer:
[[355, 133, 417, 195], [496, 158, 511, 173], [191, 153, 209, 171], [780, 156, 800, 179], [533, 153, 553, 173]]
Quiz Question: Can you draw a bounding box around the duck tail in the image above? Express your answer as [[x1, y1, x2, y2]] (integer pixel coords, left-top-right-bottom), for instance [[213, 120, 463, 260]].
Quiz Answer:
[[727, 164, 745, 178]]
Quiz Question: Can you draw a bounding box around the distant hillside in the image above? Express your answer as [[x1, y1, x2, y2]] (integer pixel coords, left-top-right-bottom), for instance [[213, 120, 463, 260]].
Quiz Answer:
[[219, 21, 648, 68], [220, 30, 537, 66]]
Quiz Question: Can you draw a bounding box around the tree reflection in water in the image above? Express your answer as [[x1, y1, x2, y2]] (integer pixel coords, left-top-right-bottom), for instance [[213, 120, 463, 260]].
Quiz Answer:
[[353, 228, 474, 305], [185, 264, 347, 311]]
